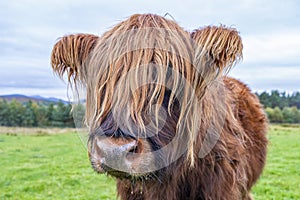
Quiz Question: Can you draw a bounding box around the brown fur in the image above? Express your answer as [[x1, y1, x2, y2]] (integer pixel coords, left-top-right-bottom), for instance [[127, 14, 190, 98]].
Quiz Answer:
[[50, 14, 267, 200], [116, 77, 267, 200]]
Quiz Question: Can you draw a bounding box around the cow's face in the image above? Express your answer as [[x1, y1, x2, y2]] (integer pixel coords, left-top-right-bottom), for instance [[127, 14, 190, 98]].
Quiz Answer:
[[87, 88, 184, 180]]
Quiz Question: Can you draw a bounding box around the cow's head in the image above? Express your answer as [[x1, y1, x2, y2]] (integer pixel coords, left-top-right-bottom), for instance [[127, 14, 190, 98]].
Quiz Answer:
[[51, 13, 242, 181]]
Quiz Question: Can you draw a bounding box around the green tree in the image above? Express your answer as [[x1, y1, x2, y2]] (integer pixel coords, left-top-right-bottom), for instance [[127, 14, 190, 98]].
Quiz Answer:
[[282, 106, 300, 123], [282, 107, 294, 123], [36, 104, 48, 127], [270, 91, 282, 108], [266, 107, 284, 123], [22, 100, 38, 127], [0, 100, 9, 126], [280, 91, 289, 108], [51, 101, 74, 127], [290, 106, 300, 123], [290, 92, 300, 109], [265, 107, 274, 123], [257, 91, 272, 108], [8, 100, 24, 126], [46, 103, 55, 126]]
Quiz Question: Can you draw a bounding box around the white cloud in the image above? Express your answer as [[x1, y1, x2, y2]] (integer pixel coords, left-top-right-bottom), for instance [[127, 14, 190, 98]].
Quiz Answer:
[[243, 30, 300, 66], [230, 65, 300, 92]]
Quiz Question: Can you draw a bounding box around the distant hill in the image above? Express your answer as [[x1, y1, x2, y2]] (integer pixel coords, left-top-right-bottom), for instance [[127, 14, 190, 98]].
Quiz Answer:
[[0, 94, 69, 104]]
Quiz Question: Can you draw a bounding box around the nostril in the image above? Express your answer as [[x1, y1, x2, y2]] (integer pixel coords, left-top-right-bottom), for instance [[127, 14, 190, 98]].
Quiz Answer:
[[129, 148, 134, 153], [126, 140, 143, 162], [128, 144, 138, 153], [128, 140, 143, 153]]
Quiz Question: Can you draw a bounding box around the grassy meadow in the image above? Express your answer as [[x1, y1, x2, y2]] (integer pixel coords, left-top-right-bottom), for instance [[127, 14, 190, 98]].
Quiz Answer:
[[252, 124, 300, 200], [0, 125, 299, 199]]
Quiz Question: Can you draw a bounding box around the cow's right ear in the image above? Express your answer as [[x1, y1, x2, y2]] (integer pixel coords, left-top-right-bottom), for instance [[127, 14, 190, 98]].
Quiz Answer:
[[50, 34, 99, 85]]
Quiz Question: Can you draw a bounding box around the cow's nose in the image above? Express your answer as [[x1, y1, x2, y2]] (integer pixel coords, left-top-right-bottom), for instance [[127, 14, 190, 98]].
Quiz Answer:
[[91, 136, 143, 173]]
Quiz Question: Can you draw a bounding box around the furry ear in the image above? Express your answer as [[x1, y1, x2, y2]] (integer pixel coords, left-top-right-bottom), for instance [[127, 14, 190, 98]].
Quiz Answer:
[[191, 26, 243, 79], [50, 34, 99, 84]]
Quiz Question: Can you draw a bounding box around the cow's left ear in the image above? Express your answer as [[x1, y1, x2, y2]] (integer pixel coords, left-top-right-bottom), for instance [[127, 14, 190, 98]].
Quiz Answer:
[[50, 34, 99, 85], [191, 26, 243, 79]]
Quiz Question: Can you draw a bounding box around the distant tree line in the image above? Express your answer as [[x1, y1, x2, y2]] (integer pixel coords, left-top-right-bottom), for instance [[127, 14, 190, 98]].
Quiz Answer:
[[256, 91, 300, 109], [0, 100, 76, 127], [0, 90, 299, 127], [256, 91, 300, 123]]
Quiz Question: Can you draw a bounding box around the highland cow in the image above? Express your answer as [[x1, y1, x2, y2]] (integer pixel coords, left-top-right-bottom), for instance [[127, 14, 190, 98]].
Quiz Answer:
[[51, 14, 267, 200]]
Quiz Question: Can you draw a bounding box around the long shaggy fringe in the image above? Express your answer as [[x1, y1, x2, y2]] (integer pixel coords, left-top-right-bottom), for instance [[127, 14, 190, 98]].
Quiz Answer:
[[51, 14, 243, 167], [86, 14, 201, 165]]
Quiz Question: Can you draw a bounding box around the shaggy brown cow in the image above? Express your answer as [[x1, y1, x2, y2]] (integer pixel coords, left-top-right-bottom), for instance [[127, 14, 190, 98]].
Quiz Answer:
[[51, 14, 268, 200]]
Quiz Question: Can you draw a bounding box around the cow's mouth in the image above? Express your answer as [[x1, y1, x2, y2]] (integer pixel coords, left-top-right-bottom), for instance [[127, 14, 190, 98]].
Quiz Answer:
[[92, 161, 129, 179], [91, 159, 158, 181]]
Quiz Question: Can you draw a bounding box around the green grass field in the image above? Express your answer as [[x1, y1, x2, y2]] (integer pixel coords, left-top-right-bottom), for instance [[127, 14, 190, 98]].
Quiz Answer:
[[0, 125, 299, 200], [252, 125, 300, 200]]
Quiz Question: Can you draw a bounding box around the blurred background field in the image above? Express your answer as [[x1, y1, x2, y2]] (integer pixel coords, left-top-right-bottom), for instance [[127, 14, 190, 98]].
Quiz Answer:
[[0, 124, 299, 200]]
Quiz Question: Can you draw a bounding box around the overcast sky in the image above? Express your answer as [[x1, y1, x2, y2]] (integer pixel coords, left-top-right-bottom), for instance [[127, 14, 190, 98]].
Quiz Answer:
[[0, 0, 299, 99]]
